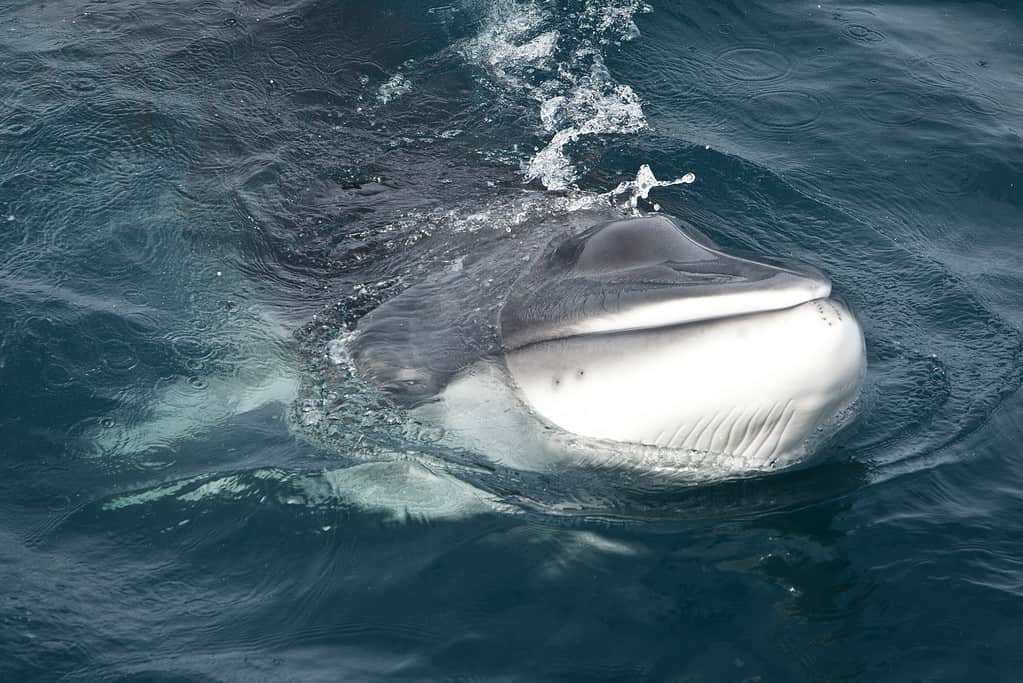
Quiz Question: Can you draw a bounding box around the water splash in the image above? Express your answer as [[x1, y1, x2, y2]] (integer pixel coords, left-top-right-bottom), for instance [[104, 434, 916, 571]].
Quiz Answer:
[[377, 72, 412, 104], [606, 163, 696, 213], [462, 0, 652, 190], [526, 73, 647, 189]]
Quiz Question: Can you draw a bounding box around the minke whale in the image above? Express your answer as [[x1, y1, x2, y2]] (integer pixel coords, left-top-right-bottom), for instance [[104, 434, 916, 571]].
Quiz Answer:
[[349, 214, 866, 478]]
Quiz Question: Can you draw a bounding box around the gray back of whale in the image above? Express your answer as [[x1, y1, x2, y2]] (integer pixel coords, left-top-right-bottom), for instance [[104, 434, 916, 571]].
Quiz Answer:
[[349, 214, 830, 404]]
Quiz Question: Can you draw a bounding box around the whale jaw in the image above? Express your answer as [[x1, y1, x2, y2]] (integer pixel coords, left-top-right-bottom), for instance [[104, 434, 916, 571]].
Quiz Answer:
[[502, 297, 866, 473]]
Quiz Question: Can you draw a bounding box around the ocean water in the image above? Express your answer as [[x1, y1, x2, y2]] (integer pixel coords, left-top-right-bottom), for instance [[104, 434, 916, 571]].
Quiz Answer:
[[3, 0, 1023, 680]]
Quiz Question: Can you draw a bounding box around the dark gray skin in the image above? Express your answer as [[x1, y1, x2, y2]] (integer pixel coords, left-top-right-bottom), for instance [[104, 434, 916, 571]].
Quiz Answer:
[[350, 213, 830, 405]]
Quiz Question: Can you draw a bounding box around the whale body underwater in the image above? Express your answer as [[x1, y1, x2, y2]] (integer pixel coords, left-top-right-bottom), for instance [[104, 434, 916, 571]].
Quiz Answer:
[[349, 214, 866, 479]]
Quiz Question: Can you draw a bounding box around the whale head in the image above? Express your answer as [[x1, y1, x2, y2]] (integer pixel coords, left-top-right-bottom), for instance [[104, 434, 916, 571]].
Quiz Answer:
[[497, 215, 866, 472], [350, 213, 866, 477]]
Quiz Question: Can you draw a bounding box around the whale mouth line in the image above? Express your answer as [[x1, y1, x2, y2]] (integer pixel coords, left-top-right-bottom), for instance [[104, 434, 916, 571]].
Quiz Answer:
[[503, 290, 837, 351], [502, 295, 842, 353]]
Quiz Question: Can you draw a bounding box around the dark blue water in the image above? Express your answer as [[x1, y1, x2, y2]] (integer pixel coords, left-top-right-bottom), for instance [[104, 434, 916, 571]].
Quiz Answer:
[[3, 1, 1023, 680]]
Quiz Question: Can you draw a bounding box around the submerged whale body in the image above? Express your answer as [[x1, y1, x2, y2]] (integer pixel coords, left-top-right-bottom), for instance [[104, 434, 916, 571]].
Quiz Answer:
[[350, 214, 866, 478]]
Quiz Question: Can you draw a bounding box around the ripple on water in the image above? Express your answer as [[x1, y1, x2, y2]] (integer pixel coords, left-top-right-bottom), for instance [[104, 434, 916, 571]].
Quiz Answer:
[[104, 218, 169, 276], [99, 147, 159, 197], [185, 35, 241, 64], [187, 311, 218, 333], [21, 77, 73, 113], [168, 332, 216, 366], [716, 46, 791, 83], [218, 74, 271, 118], [844, 342, 951, 457], [856, 89, 933, 126], [631, 43, 704, 102], [25, 114, 119, 184], [192, 1, 226, 16], [29, 149, 95, 187], [313, 50, 349, 76], [42, 361, 75, 389], [131, 445, 178, 472], [906, 53, 979, 91], [4, 55, 42, 75], [107, 51, 155, 82], [956, 92, 1006, 118], [0, 111, 38, 139], [66, 416, 125, 458], [267, 44, 301, 69], [118, 61, 195, 95], [88, 98, 182, 145], [123, 288, 149, 306], [843, 23, 886, 44], [98, 339, 140, 374], [66, 416, 102, 445], [744, 90, 824, 132], [126, 114, 182, 158], [69, 402, 165, 460], [181, 357, 204, 373], [0, 183, 33, 248], [917, 149, 983, 198], [67, 70, 102, 94], [231, 356, 281, 390], [23, 315, 57, 340], [74, 5, 143, 31], [161, 36, 241, 86]]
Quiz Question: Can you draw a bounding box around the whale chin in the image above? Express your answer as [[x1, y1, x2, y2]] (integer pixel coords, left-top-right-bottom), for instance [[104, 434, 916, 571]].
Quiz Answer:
[[501, 296, 866, 473]]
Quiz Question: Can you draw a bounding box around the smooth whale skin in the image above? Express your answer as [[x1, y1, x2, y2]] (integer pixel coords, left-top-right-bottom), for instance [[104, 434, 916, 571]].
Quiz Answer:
[[504, 298, 863, 471], [350, 213, 866, 478]]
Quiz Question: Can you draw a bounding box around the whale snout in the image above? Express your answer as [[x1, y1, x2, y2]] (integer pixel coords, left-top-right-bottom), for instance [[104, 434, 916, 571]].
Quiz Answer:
[[784, 297, 865, 392], [775, 296, 866, 430]]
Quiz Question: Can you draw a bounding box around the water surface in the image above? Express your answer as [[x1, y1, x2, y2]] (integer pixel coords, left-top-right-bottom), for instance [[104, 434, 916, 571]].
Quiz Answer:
[[3, 1, 1023, 680]]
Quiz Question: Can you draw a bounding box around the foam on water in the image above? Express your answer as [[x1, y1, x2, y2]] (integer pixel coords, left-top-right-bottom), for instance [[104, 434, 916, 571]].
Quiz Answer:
[[377, 72, 413, 104], [463, 0, 652, 189]]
